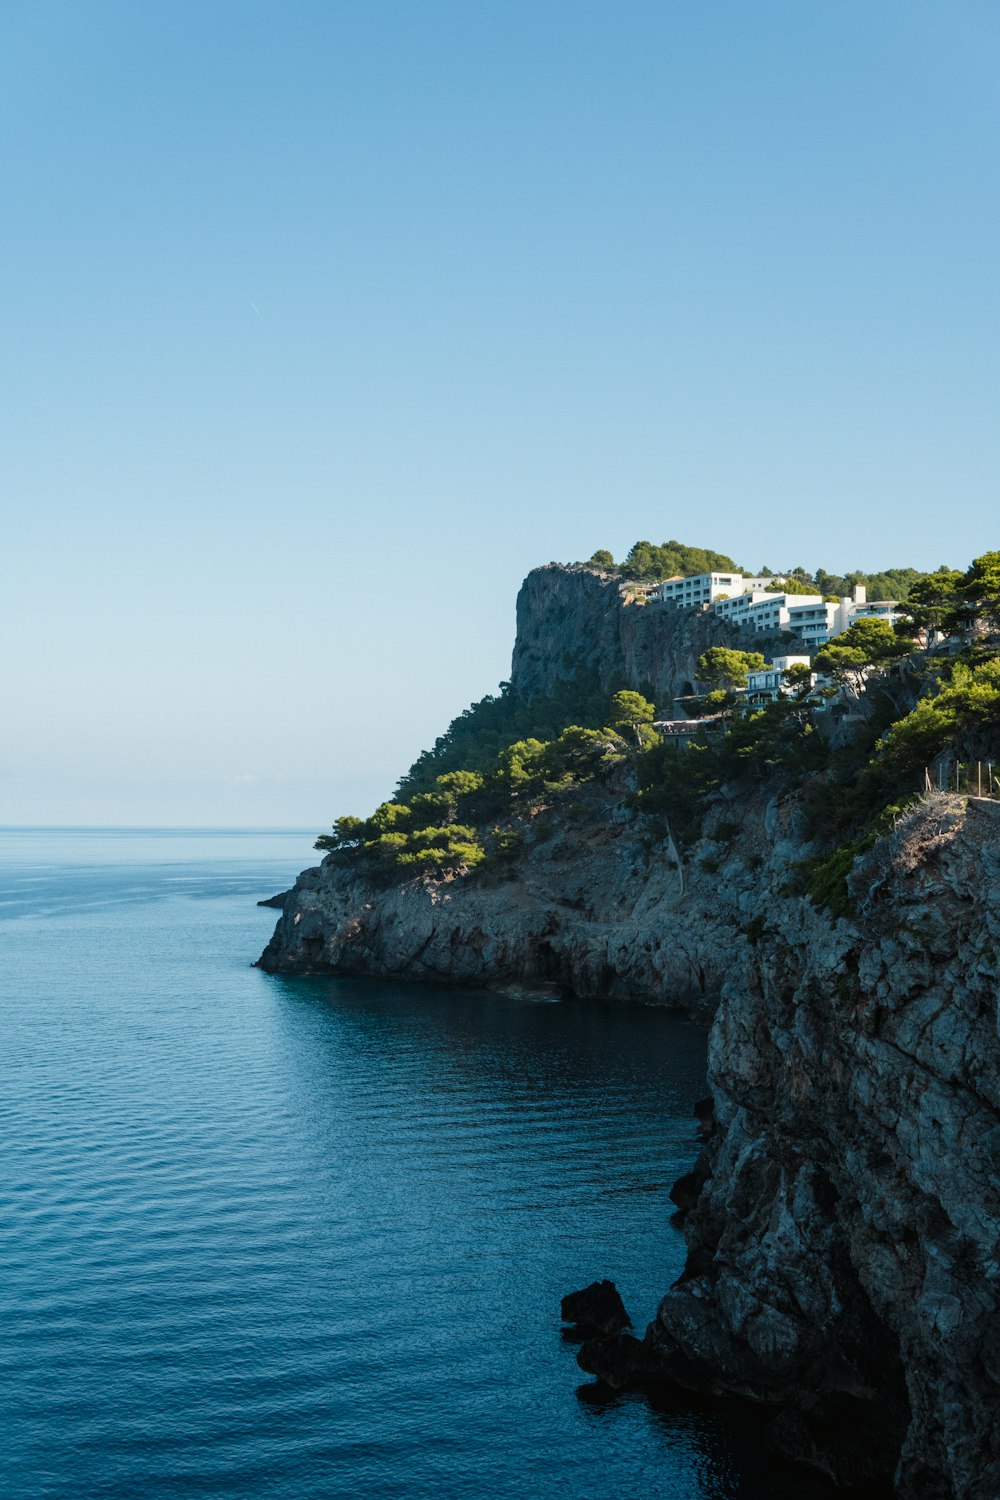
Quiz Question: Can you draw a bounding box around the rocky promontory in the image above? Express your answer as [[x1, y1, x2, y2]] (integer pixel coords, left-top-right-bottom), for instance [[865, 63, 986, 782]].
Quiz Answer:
[[259, 561, 1000, 1496]]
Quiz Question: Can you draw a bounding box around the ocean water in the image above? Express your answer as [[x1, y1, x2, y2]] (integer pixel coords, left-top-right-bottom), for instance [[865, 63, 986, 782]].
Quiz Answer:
[[0, 829, 837, 1500]]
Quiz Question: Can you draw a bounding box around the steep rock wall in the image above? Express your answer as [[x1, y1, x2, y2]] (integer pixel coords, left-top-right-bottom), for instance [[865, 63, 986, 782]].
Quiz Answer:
[[582, 796, 1000, 1498], [510, 565, 744, 707]]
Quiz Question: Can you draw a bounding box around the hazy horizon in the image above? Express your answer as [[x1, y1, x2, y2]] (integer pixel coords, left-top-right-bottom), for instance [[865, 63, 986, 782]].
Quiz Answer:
[[6, 1, 1000, 825]]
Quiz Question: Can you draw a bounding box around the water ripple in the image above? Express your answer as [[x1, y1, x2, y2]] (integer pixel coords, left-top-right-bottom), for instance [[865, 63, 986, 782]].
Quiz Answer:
[[0, 831, 840, 1500]]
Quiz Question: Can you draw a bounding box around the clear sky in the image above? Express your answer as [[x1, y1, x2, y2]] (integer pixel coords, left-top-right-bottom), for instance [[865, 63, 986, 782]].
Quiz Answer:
[[4, 0, 1000, 826]]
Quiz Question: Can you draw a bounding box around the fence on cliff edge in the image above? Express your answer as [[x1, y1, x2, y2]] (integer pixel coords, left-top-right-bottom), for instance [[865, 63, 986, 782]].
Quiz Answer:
[[924, 760, 1000, 799]]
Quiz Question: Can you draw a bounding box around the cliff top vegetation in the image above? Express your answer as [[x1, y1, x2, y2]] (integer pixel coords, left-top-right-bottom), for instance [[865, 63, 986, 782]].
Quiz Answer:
[[577, 538, 954, 602]]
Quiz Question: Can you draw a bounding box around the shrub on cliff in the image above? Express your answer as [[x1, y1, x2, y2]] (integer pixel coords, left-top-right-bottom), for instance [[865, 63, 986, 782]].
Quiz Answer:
[[620, 539, 740, 583], [395, 671, 614, 798], [868, 657, 1000, 788], [716, 703, 828, 781], [394, 825, 486, 873], [634, 739, 721, 847]]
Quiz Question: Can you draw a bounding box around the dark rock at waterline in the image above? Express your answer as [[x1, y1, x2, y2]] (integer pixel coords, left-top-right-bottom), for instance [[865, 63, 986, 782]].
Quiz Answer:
[[764, 1398, 906, 1491], [668, 1168, 704, 1214], [560, 1280, 631, 1336], [576, 1330, 661, 1389], [257, 891, 290, 909]]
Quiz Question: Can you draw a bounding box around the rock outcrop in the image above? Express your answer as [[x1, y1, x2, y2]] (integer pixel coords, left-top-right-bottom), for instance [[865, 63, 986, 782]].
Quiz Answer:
[[510, 564, 741, 705], [561, 1280, 632, 1336], [257, 776, 760, 1012]]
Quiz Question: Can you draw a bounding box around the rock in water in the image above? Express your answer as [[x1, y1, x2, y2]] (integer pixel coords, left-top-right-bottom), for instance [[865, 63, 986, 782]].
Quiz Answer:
[[560, 1280, 631, 1335], [576, 1331, 663, 1389]]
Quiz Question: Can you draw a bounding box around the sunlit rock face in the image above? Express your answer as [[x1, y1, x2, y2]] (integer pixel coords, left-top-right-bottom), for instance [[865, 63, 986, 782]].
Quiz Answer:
[[509, 564, 738, 706]]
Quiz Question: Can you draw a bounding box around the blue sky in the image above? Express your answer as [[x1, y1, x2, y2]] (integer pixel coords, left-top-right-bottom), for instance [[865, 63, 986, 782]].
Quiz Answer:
[[4, 0, 999, 825]]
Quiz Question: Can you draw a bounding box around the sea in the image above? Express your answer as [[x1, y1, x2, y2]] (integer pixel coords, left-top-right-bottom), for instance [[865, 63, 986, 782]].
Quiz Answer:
[[0, 828, 839, 1499]]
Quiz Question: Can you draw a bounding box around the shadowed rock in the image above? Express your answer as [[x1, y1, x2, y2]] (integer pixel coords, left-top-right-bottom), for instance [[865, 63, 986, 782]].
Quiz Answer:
[[560, 1280, 631, 1336], [576, 1330, 662, 1389], [257, 891, 289, 909]]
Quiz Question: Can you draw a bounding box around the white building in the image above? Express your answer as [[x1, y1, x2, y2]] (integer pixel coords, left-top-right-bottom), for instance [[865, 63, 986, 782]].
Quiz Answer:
[[786, 600, 837, 646], [652, 572, 772, 608], [742, 592, 827, 636], [744, 655, 813, 702], [845, 595, 903, 629], [710, 582, 905, 649], [713, 590, 774, 626]]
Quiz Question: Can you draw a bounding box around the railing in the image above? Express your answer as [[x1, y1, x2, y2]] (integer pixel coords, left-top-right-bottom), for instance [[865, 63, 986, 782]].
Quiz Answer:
[[925, 761, 1000, 799]]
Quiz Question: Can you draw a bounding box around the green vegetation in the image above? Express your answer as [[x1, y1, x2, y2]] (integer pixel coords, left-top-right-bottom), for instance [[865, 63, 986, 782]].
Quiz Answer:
[[765, 576, 817, 596], [314, 548, 1000, 915], [396, 670, 614, 798], [580, 540, 740, 582], [813, 618, 911, 695], [812, 566, 932, 602], [696, 647, 766, 691], [620, 540, 740, 582], [783, 662, 813, 691], [316, 707, 641, 880], [901, 569, 965, 635], [958, 550, 1000, 633]]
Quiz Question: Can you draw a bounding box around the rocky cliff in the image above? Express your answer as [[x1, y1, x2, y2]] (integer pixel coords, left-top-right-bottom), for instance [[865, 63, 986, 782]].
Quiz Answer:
[[258, 777, 794, 1009], [510, 563, 740, 705], [259, 564, 999, 1496], [580, 794, 1000, 1498]]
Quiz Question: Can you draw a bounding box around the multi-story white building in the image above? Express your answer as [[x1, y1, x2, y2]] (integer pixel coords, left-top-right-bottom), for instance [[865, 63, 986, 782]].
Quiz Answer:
[[712, 590, 774, 625], [743, 592, 825, 634], [845, 595, 903, 628], [652, 572, 771, 608], [652, 570, 906, 650], [786, 600, 836, 646], [711, 583, 904, 648]]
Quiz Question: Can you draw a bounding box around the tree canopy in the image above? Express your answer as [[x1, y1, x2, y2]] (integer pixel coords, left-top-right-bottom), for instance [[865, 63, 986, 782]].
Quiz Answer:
[[811, 566, 936, 603], [696, 647, 766, 691], [620, 539, 739, 583], [958, 551, 1000, 632], [813, 618, 909, 694], [609, 690, 655, 726], [765, 576, 818, 596]]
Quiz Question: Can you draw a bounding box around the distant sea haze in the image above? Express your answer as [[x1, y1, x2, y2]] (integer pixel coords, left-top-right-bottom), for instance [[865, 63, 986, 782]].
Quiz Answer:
[[2, 829, 831, 1498]]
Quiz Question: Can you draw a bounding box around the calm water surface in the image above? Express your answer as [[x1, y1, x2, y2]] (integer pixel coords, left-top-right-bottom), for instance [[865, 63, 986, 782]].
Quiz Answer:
[[0, 829, 836, 1499]]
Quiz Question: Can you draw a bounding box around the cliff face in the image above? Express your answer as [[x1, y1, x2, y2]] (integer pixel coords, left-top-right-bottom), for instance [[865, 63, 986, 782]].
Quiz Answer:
[[510, 564, 739, 705], [583, 796, 1000, 1498]]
